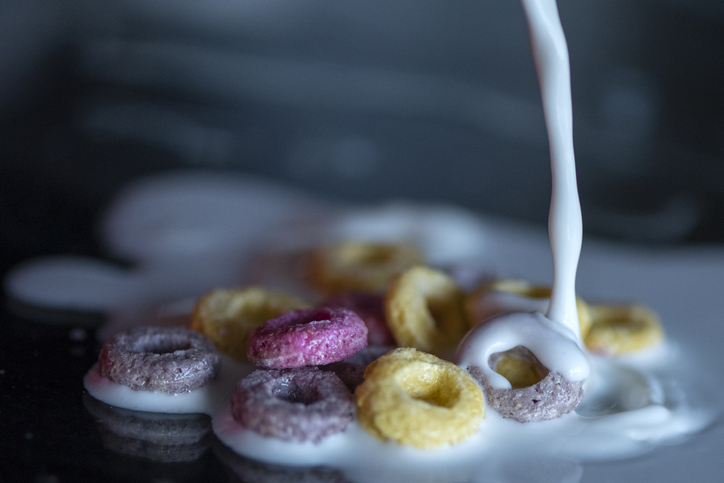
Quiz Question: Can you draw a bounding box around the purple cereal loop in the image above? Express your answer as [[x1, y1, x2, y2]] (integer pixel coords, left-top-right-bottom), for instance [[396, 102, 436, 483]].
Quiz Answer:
[[99, 326, 220, 395], [467, 346, 584, 423], [247, 308, 368, 368], [319, 292, 395, 346], [322, 346, 395, 391], [320, 362, 365, 392], [231, 367, 354, 443]]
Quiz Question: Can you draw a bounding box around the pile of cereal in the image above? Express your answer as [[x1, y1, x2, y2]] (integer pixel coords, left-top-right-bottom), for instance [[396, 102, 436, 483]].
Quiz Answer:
[[93, 241, 665, 450]]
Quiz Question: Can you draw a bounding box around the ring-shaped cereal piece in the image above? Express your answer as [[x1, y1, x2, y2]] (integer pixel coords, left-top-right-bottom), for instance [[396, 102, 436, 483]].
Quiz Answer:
[[319, 292, 395, 346], [465, 279, 593, 338], [584, 304, 664, 355], [467, 346, 584, 423], [354, 348, 484, 449], [385, 266, 467, 358], [190, 287, 309, 362], [322, 346, 394, 392], [247, 308, 368, 368], [231, 366, 354, 443], [306, 241, 423, 294], [99, 327, 220, 395]]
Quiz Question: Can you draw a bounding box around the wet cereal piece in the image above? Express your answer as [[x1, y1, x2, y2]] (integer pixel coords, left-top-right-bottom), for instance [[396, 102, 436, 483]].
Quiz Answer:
[[585, 304, 664, 356], [231, 367, 354, 443], [319, 292, 395, 346], [99, 326, 220, 394], [191, 287, 309, 361], [385, 266, 468, 358], [306, 242, 423, 294], [467, 346, 584, 423], [247, 308, 367, 368], [465, 279, 593, 337], [355, 348, 484, 449]]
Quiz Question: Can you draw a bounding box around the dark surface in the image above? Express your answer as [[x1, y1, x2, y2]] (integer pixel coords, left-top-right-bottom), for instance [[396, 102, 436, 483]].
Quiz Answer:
[[0, 305, 228, 482]]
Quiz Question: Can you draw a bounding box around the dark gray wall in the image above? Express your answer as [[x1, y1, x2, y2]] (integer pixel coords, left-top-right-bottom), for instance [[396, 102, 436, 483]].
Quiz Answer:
[[2, 0, 723, 269]]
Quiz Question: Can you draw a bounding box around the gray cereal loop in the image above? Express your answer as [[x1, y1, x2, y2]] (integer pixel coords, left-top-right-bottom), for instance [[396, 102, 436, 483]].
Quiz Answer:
[[231, 367, 354, 443], [468, 346, 584, 423], [99, 326, 221, 395]]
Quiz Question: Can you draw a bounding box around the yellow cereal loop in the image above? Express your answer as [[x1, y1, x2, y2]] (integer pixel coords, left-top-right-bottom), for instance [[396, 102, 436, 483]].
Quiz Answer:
[[190, 287, 309, 361], [385, 266, 468, 358], [306, 242, 423, 294], [355, 348, 484, 449], [465, 279, 593, 338], [584, 304, 664, 355]]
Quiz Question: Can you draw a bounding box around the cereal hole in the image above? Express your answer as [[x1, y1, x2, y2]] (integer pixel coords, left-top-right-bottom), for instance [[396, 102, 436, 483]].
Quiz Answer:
[[491, 347, 548, 389], [425, 298, 448, 329], [337, 244, 397, 267], [272, 378, 321, 406], [399, 368, 457, 409], [132, 339, 192, 355]]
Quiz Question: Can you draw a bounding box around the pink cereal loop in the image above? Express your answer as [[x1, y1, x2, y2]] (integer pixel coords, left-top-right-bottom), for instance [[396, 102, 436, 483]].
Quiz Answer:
[[247, 308, 368, 368]]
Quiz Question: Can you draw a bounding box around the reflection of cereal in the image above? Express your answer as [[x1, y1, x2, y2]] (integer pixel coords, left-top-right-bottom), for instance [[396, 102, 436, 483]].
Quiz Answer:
[[355, 348, 484, 449], [83, 393, 212, 463], [468, 346, 584, 423], [585, 304, 664, 356], [214, 439, 349, 483], [385, 266, 467, 357], [465, 279, 593, 337], [190, 287, 308, 361], [307, 242, 423, 294]]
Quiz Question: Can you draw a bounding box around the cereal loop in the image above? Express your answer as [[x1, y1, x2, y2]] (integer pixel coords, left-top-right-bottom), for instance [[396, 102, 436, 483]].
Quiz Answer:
[[465, 279, 593, 337], [385, 266, 467, 358], [355, 348, 484, 449], [322, 346, 394, 392], [190, 287, 309, 361], [99, 327, 220, 395], [306, 242, 423, 294], [319, 292, 395, 346], [231, 367, 354, 443], [584, 304, 664, 355], [247, 308, 368, 368], [467, 346, 584, 423]]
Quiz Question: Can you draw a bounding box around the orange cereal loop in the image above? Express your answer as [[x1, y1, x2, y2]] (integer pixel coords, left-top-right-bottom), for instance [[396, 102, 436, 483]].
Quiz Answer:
[[190, 287, 309, 362], [465, 279, 593, 338], [584, 304, 664, 356], [355, 348, 484, 449], [306, 242, 423, 294], [385, 266, 468, 358]]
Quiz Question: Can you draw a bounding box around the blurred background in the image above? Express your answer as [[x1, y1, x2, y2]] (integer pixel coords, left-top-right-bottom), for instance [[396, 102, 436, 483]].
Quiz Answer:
[[2, 0, 723, 275]]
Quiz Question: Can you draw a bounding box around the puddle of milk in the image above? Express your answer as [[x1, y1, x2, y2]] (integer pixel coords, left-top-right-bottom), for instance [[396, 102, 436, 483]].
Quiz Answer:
[[81, 333, 719, 483]]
